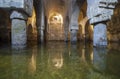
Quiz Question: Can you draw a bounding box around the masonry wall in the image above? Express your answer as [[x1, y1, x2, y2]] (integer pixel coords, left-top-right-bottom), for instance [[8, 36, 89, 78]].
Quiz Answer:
[[107, 4, 120, 42]]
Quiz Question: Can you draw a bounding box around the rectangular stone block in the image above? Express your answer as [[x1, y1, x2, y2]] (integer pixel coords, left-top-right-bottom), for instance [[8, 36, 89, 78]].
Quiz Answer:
[[99, 0, 118, 4], [90, 13, 111, 24], [0, 0, 33, 16], [99, 3, 116, 9], [99, 0, 118, 9], [87, 6, 113, 19]]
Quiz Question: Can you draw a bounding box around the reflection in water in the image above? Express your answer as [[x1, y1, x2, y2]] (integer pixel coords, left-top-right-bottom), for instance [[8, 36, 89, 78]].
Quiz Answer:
[[107, 45, 120, 77], [12, 45, 26, 50], [11, 48, 28, 79], [48, 51, 63, 69], [47, 42, 64, 69], [0, 42, 120, 79], [84, 43, 93, 65], [28, 45, 37, 74], [93, 47, 107, 72]]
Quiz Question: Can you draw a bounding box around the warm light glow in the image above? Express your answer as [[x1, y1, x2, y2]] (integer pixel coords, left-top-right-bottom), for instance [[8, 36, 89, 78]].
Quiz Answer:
[[90, 25, 94, 31], [48, 52, 64, 69], [27, 8, 36, 33], [91, 52, 93, 63], [48, 12, 63, 24], [28, 51, 37, 73], [52, 57, 63, 69]]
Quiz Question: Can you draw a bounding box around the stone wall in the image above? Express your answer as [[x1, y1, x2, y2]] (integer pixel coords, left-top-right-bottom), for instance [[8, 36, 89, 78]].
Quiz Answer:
[[47, 23, 65, 41], [107, 4, 120, 42]]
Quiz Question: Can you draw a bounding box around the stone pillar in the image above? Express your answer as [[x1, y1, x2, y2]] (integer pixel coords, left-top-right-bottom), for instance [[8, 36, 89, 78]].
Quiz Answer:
[[65, 30, 68, 42], [87, 0, 118, 47], [93, 23, 107, 47], [40, 0, 45, 43], [70, 4, 79, 43], [64, 16, 69, 42], [70, 29, 78, 43], [10, 11, 28, 48], [40, 28, 44, 43]]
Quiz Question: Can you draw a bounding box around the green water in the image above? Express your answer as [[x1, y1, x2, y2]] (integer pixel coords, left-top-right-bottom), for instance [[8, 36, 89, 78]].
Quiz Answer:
[[0, 42, 120, 79]]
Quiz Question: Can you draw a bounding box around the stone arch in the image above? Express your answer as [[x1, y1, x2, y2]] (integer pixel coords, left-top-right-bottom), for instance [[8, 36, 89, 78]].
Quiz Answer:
[[78, 10, 84, 41], [46, 12, 65, 41], [27, 7, 37, 42], [48, 12, 63, 24], [78, 17, 88, 41], [77, 0, 87, 41], [85, 20, 93, 41]]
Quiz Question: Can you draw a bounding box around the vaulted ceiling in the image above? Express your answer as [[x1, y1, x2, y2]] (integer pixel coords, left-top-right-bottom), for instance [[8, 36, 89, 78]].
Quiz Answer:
[[44, 0, 67, 17], [33, 0, 120, 18], [43, 0, 86, 18]]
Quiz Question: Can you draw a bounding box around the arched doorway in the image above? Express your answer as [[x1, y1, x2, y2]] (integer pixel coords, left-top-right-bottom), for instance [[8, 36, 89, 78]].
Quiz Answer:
[[47, 12, 65, 41]]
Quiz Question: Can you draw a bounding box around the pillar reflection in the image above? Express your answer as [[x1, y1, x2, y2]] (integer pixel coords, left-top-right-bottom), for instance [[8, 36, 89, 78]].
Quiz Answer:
[[47, 42, 64, 69], [12, 45, 26, 50], [11, 48, 28, 79], [107, 43, 120, 77], [28, 45, 37, 74], [93, 47, 107, 72]]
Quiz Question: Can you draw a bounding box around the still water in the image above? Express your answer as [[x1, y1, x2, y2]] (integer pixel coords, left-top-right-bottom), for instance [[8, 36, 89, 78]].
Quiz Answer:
[[0, 42, 120, 79]]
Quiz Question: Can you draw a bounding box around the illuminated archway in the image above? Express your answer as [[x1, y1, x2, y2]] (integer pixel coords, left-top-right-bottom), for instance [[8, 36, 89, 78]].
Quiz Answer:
[[47, 12, 65, 41], [48, 12, 63, 24]]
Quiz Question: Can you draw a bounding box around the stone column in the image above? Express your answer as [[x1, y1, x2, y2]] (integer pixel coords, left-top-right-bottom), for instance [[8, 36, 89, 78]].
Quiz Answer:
[[40, 27, 44, 43], [10, 11, 28, 48], [70, 29, 78, 43], [39, 0, 45, 43], [64, 16, 69, 42], [87, 0, 118, 47], [93, 23, 107, 47], [70, 5, 79, 43]]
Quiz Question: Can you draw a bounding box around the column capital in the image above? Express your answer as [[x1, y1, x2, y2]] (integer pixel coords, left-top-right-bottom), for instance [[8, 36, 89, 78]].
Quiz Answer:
[[87, 0, 118, 24], [0, 0, 33, 16]]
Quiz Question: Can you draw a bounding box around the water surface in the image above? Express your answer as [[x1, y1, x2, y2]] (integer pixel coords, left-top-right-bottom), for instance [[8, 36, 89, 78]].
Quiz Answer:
[[0, 42, 120, 79]]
